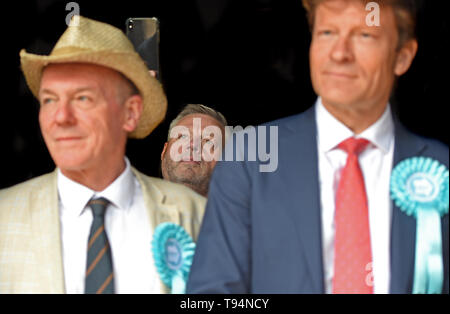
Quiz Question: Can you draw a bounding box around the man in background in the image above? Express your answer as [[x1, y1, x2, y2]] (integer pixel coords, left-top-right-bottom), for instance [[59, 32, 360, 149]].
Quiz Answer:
[[161, 104, 227, 197]]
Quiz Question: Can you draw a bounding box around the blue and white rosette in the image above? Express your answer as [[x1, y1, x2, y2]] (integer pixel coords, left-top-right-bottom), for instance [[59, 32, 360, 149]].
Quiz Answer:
[[391, 157, 449, 294], [151, 222, 196, 294]]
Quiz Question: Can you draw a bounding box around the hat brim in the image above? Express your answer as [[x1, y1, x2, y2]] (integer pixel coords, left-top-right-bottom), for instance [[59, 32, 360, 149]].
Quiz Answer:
[[20, 49, 167, 139]]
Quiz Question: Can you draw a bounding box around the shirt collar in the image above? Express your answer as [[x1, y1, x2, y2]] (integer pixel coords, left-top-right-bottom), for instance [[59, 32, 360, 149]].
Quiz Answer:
[[95, 157, 135, 211], [315, 97, 394, 154], [57, 169, 94, 217], [57, 157, 135, 216]]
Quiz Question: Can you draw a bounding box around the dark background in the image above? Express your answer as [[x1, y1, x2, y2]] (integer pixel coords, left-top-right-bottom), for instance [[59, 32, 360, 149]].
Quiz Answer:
[[1, 0, 448, 189]]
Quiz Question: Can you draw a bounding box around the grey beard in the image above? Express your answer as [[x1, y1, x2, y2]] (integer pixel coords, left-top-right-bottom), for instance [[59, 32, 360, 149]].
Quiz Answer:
[[163, 159, 210, 196]]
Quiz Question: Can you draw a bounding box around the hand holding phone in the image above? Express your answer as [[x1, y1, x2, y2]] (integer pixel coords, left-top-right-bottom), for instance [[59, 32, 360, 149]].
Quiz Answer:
[[126, 17, 161, 81]]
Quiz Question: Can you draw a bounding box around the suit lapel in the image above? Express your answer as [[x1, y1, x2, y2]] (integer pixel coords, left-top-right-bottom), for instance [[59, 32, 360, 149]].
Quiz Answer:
[[132, 168, 181, 228], [282, 110, 427, 293], [389, 122, 427, 293], [281, 107, 325, 293], [132, 168, 181, 293], [30, 170, 65, 293]]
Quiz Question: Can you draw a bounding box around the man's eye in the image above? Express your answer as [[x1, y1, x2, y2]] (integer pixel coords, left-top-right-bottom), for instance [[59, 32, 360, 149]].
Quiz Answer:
[[41, 98, 55, 105], [319, 30, 333, 36], [77, 95, 91, 101]]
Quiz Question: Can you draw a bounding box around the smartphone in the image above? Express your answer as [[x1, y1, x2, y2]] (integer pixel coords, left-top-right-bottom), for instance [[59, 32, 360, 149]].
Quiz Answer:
[[126, 17, 161, 81]]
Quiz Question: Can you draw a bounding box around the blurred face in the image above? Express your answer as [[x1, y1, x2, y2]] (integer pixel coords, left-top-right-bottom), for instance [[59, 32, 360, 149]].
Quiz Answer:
[[39, 63, 141, 174], [310, 0, 417, 112], [161, 114, 225, 196]]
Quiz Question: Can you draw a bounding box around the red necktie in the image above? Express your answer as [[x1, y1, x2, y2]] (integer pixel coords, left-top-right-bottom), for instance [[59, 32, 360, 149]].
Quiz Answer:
[[333, 137, 374, 294]]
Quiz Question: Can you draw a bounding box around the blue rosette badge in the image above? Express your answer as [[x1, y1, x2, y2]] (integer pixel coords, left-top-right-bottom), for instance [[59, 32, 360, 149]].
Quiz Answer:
[[391, 157, 449, 294], [152, 222, 196, 294]]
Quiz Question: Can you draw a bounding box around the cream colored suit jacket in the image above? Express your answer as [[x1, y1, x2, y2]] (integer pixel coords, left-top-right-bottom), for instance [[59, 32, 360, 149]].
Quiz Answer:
[[0, 167, 206, 293]]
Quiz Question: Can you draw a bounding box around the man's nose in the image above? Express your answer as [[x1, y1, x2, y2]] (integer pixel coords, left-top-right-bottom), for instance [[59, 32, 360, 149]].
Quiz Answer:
[[54, 101, 76, 125], [190, 135, 202, 152], [188, 136, 202, 162], [330, 35, 354, 63]]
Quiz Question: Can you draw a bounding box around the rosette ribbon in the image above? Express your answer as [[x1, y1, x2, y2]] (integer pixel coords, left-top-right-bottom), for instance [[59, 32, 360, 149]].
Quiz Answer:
[[391, 157, 449, 294], [151, 222, 196, 294]]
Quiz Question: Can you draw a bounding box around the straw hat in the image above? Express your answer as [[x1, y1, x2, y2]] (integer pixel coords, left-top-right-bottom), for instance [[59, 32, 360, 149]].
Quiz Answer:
[[20, 16, 167, 139]]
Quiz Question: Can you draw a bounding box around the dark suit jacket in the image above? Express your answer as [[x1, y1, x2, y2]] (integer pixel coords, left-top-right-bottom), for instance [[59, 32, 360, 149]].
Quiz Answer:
[[187, 106, 449, 294]]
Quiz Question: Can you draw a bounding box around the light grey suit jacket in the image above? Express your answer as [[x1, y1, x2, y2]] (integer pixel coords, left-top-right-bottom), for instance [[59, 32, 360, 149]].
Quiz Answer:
[[0, 167, 206, 293]]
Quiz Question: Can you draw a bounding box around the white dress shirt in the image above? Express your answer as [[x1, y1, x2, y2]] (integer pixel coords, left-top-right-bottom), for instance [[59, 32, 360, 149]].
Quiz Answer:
[[316, 98, 395, 294], [58, 158, 162, 294]]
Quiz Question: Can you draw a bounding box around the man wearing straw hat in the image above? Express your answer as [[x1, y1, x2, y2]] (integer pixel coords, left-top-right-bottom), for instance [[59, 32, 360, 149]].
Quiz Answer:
[[0, 16, 205, 294]]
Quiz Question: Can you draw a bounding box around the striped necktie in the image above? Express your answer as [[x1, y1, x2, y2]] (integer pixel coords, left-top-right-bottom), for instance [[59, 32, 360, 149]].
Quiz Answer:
[[85, 197, 115, 294]]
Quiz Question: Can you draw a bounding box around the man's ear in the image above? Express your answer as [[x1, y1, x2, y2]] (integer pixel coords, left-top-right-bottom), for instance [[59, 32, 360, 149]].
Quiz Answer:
[[394, 39, 418, 76], [122, 95, 143, 133], [161, 142, 168, 161]]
